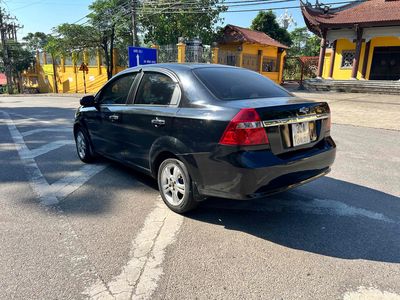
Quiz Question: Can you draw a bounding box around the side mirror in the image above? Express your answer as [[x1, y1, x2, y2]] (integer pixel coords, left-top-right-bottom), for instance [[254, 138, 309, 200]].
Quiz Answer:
[[80, 95, 95, 107]]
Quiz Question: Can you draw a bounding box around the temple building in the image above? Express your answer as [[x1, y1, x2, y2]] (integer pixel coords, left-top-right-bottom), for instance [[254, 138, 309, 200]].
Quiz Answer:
[[301, 0, 400, 80]]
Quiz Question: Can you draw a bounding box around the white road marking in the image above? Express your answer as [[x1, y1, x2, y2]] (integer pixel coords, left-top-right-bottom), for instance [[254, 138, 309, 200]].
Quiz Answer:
[[344, 287, 400, 300], [49, 164, 107, 199], [23, 140, 74, 159], [206, 193, 394, 223], [1, 111, 106, 205], [21, 127, 72, 137], [85, 198, 184, 300], [2, 110, 111, 295]]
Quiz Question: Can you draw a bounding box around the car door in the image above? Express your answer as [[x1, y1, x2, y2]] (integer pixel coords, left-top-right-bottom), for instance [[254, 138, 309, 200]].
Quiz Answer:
[[121, 70, 181, 170], [88, 72, 138, 159]]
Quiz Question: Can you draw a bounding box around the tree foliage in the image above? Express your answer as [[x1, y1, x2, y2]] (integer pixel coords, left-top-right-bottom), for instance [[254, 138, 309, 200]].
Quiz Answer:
[[22, 32, 49, 52], [0, 41, 34, 92], [140, 0, 226, 45], [288, 27, 320, 57], [250, 11, 292, 47], [88, 0, 131, 78]]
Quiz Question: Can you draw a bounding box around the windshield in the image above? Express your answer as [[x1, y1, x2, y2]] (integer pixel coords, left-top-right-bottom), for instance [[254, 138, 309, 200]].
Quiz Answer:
[[193, 67, 291, 101]]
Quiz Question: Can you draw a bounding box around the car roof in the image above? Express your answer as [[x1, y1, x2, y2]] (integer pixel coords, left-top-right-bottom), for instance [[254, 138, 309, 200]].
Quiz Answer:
[[118, 63, 239, 77]]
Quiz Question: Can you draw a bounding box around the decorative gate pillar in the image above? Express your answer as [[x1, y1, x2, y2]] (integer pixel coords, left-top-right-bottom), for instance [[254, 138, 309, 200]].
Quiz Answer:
[[211, 42, 219, 64], [177, 37, 186, 63]]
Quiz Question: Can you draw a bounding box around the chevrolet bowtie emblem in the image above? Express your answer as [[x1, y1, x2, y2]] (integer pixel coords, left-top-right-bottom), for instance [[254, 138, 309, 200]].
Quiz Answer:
[[299, 107, 310, 114]]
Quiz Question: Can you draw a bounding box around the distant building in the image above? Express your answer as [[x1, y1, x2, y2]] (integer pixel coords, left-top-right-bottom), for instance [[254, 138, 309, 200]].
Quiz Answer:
[[217, 25, 289, 84], [0, 73, 7, 86], [301, 0, 400, 80]]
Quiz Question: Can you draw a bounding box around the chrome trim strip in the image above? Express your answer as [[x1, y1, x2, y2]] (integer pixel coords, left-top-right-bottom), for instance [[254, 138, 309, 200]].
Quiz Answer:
[[262, 113, 329, 127]]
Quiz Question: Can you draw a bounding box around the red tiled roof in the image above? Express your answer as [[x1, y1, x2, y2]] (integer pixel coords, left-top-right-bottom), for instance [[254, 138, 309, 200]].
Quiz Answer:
[[0, 73, 7, 85], [301, 0, 400, 28], [219, 24, 289, 49]]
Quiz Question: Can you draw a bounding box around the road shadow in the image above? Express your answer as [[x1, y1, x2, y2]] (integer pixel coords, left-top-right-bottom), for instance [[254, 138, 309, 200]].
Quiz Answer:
[[185, 177, 400, 264]]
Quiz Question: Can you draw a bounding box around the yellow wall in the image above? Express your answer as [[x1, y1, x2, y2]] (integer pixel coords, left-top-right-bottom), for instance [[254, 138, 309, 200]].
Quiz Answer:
[[23, 49, 127, 94], [322, 36, 400, 80], [35, 65, 122, 94]]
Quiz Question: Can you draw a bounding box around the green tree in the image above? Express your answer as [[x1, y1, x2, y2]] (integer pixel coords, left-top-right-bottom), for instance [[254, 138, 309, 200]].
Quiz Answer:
[[88, 0, 131, 79], [22, 32, 49, 52], [2, 41, 34, 92], [304, 35, 320, 56], [251, 11, 292, 47], [288, 27, 320, 57], [140, 0, 226, 45]]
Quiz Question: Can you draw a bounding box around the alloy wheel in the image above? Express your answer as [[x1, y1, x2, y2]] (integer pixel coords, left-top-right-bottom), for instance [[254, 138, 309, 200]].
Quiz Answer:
[[76, 131, 87, 160], [160, 162, 186, 206]]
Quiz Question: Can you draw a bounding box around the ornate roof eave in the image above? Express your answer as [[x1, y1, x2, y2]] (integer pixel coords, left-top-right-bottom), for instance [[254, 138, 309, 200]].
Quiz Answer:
[[300, 0, 400, 33], [300, 0, 324, 37]]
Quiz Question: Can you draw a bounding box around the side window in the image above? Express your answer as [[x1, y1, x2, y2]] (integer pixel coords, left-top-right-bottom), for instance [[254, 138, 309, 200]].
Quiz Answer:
[[99, 73, 136, 105], [135, 72, 178, 105]]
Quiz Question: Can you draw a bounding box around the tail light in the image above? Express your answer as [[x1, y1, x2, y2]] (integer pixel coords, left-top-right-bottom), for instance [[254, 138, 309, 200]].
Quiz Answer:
[[326, 115, 331, 131], [219, 108, 269, 146]]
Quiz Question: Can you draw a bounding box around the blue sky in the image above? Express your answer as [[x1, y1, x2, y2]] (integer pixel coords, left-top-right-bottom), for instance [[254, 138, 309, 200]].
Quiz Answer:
[[5, 0, 344, 39]]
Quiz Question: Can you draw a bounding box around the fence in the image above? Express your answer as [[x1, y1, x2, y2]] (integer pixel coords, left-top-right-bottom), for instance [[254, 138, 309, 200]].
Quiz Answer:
[[283, 56, 319, 83], [157, 38, 213, 64], [158, 45, 178, 63]]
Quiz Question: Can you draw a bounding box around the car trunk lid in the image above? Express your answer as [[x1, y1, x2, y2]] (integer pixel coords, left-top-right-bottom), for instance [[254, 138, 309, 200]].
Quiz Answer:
[[219, 97, 331, 155]]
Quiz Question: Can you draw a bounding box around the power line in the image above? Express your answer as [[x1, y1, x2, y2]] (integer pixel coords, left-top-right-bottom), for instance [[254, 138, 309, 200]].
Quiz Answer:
[[133, 0, 368, 14], [71, 0, 301, 25]]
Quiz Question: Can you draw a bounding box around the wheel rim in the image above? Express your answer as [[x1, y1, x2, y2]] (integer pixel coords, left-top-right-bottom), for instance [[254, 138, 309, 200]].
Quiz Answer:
[[160, 162, 186, 206], [76, 131, 87, 159]]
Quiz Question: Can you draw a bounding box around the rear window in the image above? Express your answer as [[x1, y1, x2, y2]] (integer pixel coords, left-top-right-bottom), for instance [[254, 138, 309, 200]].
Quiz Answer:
[[193, 67, 290, 101]]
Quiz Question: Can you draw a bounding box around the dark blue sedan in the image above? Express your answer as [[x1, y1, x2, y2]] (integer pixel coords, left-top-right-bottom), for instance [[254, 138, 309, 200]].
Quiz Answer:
[[74, 64, 336, 213]]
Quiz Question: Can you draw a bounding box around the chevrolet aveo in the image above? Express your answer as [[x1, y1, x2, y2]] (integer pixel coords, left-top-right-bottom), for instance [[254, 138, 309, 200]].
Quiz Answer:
[[74, 64, 336, 213]]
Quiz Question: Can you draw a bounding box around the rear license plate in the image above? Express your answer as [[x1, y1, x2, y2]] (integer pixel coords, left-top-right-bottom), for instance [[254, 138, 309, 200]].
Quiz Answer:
[[292, 122, 311, 146]]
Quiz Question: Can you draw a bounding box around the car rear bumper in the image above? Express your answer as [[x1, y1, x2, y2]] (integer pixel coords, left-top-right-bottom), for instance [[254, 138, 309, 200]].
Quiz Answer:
[[179, 137, 336, 200]]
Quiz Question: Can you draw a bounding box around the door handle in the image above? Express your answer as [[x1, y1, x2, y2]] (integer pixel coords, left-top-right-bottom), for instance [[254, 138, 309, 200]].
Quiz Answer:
[[109, 114, 119, 121], [151, 118, 166, 126]]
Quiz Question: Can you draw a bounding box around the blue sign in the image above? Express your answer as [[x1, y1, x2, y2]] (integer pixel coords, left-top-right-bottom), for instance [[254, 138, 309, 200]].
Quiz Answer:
[[128, 47, 157, 67]]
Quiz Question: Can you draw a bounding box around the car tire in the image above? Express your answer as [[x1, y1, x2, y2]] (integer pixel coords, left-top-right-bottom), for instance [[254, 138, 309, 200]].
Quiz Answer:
[[158, 158, 198, 213], [75, 128, 95, 163]]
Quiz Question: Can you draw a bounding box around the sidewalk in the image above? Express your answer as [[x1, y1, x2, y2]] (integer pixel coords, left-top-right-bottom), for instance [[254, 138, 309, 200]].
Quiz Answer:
[[293, 90, 400, 131], [1, 90, 399, 131]]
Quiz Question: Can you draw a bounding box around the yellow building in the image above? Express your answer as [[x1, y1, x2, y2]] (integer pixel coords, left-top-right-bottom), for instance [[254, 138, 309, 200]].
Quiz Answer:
[[23, 49, 125, 94], [301, 0, 400, 80], [217, 25, 288, 83]]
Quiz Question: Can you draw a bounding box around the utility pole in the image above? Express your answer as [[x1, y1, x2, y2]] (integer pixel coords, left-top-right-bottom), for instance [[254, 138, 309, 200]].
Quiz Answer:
[[0, 8, 13, 93], [131, 0, 139, 46], [0, 7, 20, 94]]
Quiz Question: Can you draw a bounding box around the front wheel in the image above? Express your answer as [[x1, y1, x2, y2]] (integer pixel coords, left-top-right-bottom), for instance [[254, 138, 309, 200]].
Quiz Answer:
[[158, 158, 198, 213], [75, 128, 95, 163]]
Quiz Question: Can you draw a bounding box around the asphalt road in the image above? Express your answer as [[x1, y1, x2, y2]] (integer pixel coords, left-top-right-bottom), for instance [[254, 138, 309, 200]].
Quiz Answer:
[[0, 95, 399, 300]]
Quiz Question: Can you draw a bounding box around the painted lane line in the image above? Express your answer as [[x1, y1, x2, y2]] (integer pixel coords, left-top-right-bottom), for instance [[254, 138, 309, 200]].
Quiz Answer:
[[1, 111, 58, 205], [21, 127, 72, 137], [1, 111, 107, 205], [85, 198, 184, 300], [205, 194, 394, 223], [2, 111, 111, 295], [49, 164, 107, 199], [344, 287, 400, 300], [23, 140, 74, 159]]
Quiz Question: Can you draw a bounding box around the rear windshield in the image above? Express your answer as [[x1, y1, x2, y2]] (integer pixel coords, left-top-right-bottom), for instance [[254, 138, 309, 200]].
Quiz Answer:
[[193, 67, 291, 101]]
